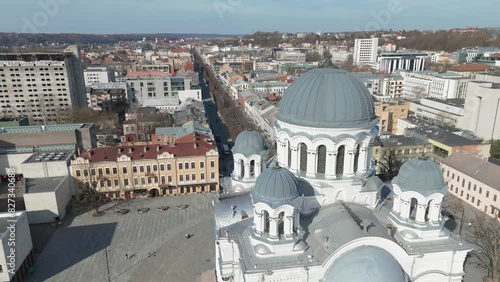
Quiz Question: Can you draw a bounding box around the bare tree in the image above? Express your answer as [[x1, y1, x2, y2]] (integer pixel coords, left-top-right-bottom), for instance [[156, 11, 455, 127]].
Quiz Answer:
[[442, 194, 464, 217], [467, 213, 500, 282], [378, 142, 403, 179], [73, 183, 110, 216], [72, 166, 110, 216]]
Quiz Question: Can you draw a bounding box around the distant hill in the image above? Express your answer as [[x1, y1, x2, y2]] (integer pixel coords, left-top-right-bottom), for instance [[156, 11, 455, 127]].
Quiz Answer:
[[0, 33, 239, 47]]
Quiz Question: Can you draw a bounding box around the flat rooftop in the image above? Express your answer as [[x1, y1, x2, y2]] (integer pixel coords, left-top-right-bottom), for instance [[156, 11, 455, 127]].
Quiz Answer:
[[0, 123, 92, 134], [23, 150, 74, 164], [25, 176, 66, 194]]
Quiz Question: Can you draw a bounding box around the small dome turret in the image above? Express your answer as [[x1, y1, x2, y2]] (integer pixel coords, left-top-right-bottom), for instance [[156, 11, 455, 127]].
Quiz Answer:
[[251, 162, 299, 207], [232, 130, 267, 157], [393, 158, 447, 196]]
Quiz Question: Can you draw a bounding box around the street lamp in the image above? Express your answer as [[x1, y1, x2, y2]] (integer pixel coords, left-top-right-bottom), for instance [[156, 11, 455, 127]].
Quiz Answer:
[[458, 207, 465, 236]]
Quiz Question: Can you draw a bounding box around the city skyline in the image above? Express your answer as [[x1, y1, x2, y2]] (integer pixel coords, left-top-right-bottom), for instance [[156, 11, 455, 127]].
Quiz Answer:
[[1, 0, 498, 35]]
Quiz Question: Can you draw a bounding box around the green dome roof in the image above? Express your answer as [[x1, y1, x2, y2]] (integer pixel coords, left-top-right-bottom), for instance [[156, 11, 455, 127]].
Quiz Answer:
[[232, 130, 266, 157], [393, 158, 447, 195], [251, 163, 299, 207], [277, 68, 376, 128]]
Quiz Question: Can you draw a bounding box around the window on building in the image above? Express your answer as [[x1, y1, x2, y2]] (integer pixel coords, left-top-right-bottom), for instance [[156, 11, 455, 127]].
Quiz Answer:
[[191, 162, 195, 169], [455, 187, 458, 193], [107, 180, 111, 187], [192, 173, 196, 181], [462, 179, 465, 187], [122, 167, 127, 174], [139, 166, 144, 173], [113, 167, 117, 174], [160, 164, 165, 171], [76, 170, 81, 177], [133, 166, 137, 173], [466, 194, 470, 200], [487, 191, 490, 198], [200, 161, 204, 169], [153, 165, 158, 172], [167, 163, 172, 170], [210, 161, 215, 168], [477, 199, 481, 206], [201, 173, 205, 180], [180, 175, 184, 182], [148, 177, 152, 184], [479, 187, 482, 194], [146, 165, 151, 172], [179, 163, 183, 170], [186, 174, 190, 181], [471, 196, 475, 203], [452, 173, 455, 179], [124, 179, 129, 186], [460, 190, 464, 197], [98, 168, 103, 175], [494, 195, 498, 202], [105, 168, 110, 175], [141, 178, 145, 185], [134, 178, 138, 186], [184, 162, 189, 169], [114, 179, 119, 186], [211, 172, 215, 179], [168, 175, 172, 183], [91, 169, 96, 176]]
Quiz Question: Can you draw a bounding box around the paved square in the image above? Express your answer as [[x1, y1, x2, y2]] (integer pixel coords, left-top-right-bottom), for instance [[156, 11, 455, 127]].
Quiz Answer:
[[26, 194, 216, 282]]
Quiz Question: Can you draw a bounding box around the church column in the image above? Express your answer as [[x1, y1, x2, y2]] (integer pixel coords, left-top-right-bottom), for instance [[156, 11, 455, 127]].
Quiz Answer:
[[366, 143, 374, 170], [243, 163, 251, 180], [306, 149, 316, 177], [269, 217, 278, 238], [293, 209, 300, 231], [326, 152, 337, 179], [416, 204, 427, 224], [255, 161, 262, 177], [234, 159, 241, 179], [277, 140, 286, 167], [290, 146, 299, 173], [400, 199, 410, 220], [254, 210, 263, 234], [285, 215, 294, 238], [344, 149, 356, 176], [358, 147, 369, 173], [392, 194, 401, 214], [429, 202, 441, 223]]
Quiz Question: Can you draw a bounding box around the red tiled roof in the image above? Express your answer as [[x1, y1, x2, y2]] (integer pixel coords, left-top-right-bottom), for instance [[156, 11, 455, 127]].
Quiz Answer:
[[449, 64, 490, 72], [81, 133, 216, 163], [126, 71, 169, 78]]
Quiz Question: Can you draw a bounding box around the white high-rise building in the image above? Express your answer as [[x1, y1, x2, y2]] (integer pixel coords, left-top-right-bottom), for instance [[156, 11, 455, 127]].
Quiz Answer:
[[83, 66, 115, 87], [0, 45, 87, 123], [353, 38, 379, 65]]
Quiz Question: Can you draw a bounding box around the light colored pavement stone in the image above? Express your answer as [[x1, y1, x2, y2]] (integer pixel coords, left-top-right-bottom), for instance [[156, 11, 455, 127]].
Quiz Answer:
[[26, 194, 216, 282]]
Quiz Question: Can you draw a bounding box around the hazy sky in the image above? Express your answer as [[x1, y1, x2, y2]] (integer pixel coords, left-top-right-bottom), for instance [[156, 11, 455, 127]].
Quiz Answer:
[[1, 0, 498, 34]]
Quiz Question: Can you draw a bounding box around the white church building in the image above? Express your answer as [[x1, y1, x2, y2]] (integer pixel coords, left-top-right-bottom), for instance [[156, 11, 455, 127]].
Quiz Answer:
[[213, 62, 472, 282]]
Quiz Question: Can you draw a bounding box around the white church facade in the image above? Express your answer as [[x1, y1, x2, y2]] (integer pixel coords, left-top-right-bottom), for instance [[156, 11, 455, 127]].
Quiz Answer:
[[214, 62, 472, 282]]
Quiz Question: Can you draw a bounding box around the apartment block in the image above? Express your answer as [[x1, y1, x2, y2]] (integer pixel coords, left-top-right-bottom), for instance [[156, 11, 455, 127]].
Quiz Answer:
[[374, 100, 409, 134], [0, 46, 87, 123], [353, 38, 379, 65]]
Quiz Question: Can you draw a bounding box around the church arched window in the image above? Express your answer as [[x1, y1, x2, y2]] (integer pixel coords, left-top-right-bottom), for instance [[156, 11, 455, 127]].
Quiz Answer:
[[336, 145, 345, 175], [239, 159, 244, 178], [287, 140, 291, 168], [250, 160, 255, 177], [263, 210, 270, 233], [353, 145, 360, 173], [299, 143, 307, 173], [316, 145, 326, 174], [409, 198, 418, 220]]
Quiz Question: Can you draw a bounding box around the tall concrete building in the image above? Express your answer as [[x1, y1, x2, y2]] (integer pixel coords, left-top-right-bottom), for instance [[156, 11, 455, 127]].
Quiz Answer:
[[353, 38, 379, 65], [83, 66, 115, 86], [401, 71, 469, 100], [0, 45, 87, 123], [458, 81, 500, 140]]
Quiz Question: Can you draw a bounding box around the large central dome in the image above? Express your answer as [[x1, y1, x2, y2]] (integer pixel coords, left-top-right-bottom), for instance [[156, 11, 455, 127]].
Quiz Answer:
[[277, 67, 376, 128]]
